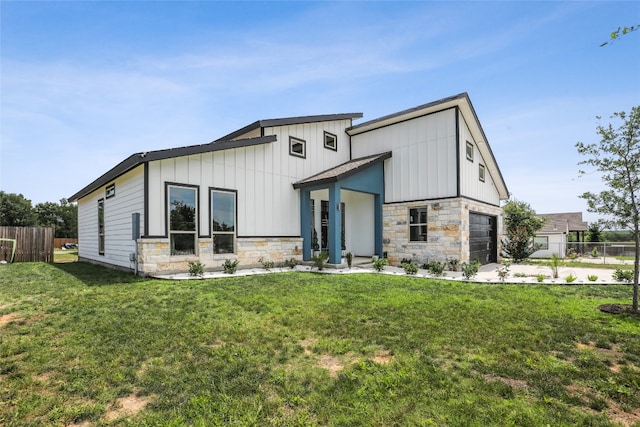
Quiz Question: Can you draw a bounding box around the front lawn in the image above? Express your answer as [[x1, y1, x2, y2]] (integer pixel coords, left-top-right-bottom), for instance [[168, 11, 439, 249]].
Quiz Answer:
[[1, 263, 639, 426]]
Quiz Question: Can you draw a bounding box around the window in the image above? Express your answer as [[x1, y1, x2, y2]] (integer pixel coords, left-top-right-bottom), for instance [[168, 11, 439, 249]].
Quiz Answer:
[[534, 236, 549, 250], [98, 199, 105, 255], [106, 183, 115, 199], [168, 185, 197, 256], [289, 136, 306, 158], [409, 207, 428, 241], [212, 189, 236, 254], [479, 164, 486, 182], [324, 131, 337, 151], [466, 141, 474, 161]]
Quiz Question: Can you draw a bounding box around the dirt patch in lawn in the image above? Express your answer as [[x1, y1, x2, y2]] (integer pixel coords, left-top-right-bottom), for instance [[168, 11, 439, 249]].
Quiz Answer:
[[105, 393, 154, 421], [0, 312, 19, 327], [599, 304, 640, 317]]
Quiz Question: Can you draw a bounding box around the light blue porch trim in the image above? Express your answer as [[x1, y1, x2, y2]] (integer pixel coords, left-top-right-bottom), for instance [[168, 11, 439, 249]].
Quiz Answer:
[[298, 160, 386, 262]]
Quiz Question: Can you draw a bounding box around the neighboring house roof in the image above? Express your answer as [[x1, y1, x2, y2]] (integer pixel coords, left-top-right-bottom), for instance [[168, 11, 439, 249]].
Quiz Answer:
[[538, 212, 589, 234], [293, 152, 392, 189], [68, 135, 276, 202], [347, 92, 509, 200], [215, 113, 364, 142]]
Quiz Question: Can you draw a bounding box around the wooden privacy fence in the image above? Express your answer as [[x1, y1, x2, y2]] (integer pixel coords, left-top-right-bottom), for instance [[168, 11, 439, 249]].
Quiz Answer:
[[0, 227, 54, 263], [54, 237, 78, 249]]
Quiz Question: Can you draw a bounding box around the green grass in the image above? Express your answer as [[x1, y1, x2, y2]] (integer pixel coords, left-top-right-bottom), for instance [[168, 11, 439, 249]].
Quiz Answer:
[[53, 249, 78, 263], [1, 262, 639, 426]]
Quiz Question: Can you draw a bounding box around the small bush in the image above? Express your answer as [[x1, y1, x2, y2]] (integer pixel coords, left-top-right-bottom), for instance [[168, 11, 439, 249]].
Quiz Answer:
[[284, 258, 297, 269], [495, 262, 510, 281], [259, 257, 275, 270], [536, 274, 546, 282], [565, 274, 577, 283], [613, 268, 633, 283], [223, 259, 239, 274], [312, 251, 330, 271], [427, 260, 446, 276], [591, 247, 599, 258], [447, 258, 459, 272], [400, 258, 412, 265], [461, 260, 480, 280], [346, 252, 353, 268], [402, 262, 419, 275], [372, 257, 388, 272], [188, 261, 204, 277], [514, 272, 527, 278], [587, 274, 598, 282]]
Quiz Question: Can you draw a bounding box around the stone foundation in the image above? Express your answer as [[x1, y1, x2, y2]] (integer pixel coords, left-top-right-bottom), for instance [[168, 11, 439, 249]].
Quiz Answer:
[[137, 236, 303, 275], [382, 198, 502, 266]]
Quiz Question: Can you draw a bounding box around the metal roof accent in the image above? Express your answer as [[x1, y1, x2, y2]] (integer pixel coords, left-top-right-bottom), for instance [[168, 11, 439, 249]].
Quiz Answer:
[[68, 135, 276, 202], [293, 152, 392, 189], [215, 113, 363, 142]]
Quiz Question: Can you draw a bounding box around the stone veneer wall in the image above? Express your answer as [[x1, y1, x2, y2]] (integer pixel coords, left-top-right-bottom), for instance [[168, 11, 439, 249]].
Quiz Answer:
[[382, 197, 502, 266], [137, 237, 303, 275]]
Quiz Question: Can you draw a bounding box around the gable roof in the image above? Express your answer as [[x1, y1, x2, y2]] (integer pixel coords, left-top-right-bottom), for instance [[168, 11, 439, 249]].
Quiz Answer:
[[538, 212, 589, 234], [215, 113, 363, 142], [347, 92, 509, 200], [293, 152, 392, 189], [68, 135, 276, 202]]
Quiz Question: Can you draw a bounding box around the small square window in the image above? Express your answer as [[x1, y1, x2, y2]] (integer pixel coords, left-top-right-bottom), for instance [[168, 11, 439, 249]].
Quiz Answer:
[[479, 164, 485, 182], [289, 136, 306, 158], [534, 236, 549, 250], [324, 131, 337, 151], [106, 184, 115, 199], [466, 141, 474, 161]]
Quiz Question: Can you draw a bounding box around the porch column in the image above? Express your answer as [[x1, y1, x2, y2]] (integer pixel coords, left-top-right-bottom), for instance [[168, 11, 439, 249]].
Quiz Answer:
[[328, 184, 342, 264], [374, 193, 383, 257], [300, 189, 312, 261]]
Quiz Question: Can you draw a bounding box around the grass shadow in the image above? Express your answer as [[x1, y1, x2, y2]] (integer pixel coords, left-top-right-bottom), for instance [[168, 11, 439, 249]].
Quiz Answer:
[[53, 261, 148, 287]]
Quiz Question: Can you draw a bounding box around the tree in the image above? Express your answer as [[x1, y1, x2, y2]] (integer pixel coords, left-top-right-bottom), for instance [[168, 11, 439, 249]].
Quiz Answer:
[[576, 106, 640, 312], [0, 191, 37, 226], [35, 199, 78, 238], [501, 200, 545, 263], [600, 24, 639, 47]]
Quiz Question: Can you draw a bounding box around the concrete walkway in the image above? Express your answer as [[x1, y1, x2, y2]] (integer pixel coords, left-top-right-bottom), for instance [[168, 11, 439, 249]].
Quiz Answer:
[[154, 261, 632, 285]]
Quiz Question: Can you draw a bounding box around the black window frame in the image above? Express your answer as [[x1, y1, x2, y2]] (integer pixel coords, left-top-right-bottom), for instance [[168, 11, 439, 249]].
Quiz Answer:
[[210, 187, 237, 255], [166, 183, 199, 256], [98, 198, 105, 255], [324, 131, 337, 151], [409, 206, 428, 242], [466, 141, 474, 162], [289, 136, 306, 158], [479, 163, 486, 182]]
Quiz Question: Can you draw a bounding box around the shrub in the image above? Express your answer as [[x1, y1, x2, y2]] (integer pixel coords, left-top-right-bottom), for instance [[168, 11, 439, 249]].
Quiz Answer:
[[427, 260, 446, 276], [550, 254, 561, 278], [588, 274, 599, 282], [346, 252, 353, 268], [223, 259, 239, 274], [565, 274, 577, 283], [447, 258, 459, 272], [402, 262, 419, 275], [284, 258, 297, 269], [514, 272, 527, 278], [371, 257, 388, 272], [401, 258, 412, 265], [495, 262, 510, 282], [312, 251, 329, 271], [259, 257, 275, 270], [613, 268, 633, 283], [536, 274, 546, 282], [188, 261, 204, 277], [461, 260, 481, 280], [591, 247, 599, 258]]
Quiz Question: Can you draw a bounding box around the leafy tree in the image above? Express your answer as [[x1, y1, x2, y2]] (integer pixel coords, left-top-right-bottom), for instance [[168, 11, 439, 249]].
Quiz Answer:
[[35, 199, 77, 238], [576, 106, 640, 312], [0, 191, 37, 226], [501, 200, 545, 263], [586, 221, 605, 242], [600, 24, 639, 47]]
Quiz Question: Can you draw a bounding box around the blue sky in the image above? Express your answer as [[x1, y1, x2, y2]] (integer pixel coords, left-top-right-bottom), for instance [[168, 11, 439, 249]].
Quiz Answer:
[[1, 1, 639, 223]]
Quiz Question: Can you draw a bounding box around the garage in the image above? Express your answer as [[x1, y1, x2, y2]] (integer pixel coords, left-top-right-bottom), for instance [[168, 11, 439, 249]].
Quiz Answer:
[[469, 213, 497, 265]]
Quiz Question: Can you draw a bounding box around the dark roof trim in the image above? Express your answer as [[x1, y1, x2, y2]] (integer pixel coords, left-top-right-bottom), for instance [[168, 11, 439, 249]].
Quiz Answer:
[[348, 93, 468, 133], [293, 152, 392, 189], [69, 135, 276, 202], [216, 113, 363, 142]]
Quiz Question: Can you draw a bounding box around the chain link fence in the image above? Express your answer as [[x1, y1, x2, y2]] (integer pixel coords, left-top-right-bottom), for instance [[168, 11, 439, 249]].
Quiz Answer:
[[531, 241, 636, 265]]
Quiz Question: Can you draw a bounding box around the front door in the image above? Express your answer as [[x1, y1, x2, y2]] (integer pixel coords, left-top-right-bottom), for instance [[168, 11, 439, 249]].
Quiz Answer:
[[469, 213, 497, 265]]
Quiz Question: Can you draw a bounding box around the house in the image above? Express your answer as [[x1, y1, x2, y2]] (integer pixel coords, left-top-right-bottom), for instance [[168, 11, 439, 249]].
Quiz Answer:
[[69, 93, 509, 275], [532, 212, 589, 258]]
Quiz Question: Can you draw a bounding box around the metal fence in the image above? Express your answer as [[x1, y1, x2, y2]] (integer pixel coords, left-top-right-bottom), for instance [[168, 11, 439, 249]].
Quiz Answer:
[[531, 241, 636, 264]]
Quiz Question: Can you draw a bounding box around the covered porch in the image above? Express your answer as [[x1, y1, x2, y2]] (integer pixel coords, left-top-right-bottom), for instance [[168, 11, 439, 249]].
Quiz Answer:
[[293, 152, 391, 265]]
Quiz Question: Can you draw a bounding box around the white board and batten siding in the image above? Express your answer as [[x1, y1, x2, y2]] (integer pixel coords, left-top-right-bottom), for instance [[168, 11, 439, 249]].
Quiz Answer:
[[77, 166, 145, 268], [351, 109, 458, 203], [458, 110, 501, 206], [146, 119, 354, 238]]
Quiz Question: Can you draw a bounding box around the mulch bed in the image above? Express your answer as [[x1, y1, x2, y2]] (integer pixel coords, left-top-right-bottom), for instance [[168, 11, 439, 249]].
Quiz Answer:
[[599, 304, 640, 316]]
